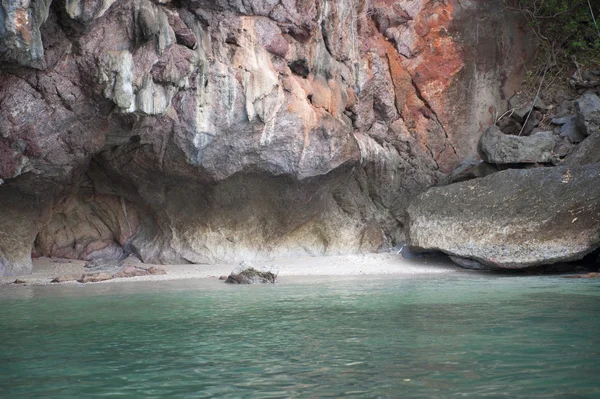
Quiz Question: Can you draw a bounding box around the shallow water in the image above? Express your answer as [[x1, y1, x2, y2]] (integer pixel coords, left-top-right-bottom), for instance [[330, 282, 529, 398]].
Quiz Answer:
[[0, 275, 599, 398]]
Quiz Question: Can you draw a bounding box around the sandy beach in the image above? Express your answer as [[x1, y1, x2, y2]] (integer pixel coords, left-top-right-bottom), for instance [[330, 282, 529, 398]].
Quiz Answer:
[[0, 253, 460, 286]]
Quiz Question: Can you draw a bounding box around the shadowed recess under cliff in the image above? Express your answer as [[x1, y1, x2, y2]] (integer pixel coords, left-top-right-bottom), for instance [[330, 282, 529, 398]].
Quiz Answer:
[[0, 0, 534, 275]]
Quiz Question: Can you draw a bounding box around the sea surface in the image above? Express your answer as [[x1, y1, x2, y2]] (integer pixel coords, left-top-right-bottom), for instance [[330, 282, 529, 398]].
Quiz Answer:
[[0, 274, 599, 398]]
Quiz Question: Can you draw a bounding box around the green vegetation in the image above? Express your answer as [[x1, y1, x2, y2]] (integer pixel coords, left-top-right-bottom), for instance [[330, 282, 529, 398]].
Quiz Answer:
[[508, 0, 600, 66]]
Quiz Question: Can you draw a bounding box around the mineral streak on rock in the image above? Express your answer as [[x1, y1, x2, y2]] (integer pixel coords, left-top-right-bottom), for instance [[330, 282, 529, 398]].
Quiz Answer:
[[0, 0, 534, 276]]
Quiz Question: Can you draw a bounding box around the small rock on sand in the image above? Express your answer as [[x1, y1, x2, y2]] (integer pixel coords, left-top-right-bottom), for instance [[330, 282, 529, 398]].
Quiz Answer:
[[13, 279, 26, 284]]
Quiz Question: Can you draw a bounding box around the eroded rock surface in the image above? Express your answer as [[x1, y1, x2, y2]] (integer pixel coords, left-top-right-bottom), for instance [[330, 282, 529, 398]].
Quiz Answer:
[[478, 126, 555, 164], [0, 0, 534, 275], [407, 164, 600, 269]]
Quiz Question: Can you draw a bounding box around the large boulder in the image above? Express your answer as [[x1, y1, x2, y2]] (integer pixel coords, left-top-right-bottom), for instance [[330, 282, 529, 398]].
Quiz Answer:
[[478, 126, 555, 164], [406, 164, 600, 269]]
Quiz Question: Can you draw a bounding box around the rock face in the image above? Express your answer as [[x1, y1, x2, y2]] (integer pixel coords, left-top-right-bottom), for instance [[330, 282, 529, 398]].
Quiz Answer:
[[0, 0, 51, 68], [0, 0, 534, 276], [406, 164, 600, 269]]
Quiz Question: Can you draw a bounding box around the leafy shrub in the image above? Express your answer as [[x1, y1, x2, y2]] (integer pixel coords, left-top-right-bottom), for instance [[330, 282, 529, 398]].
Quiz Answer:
[[508, 0, 600, 64]]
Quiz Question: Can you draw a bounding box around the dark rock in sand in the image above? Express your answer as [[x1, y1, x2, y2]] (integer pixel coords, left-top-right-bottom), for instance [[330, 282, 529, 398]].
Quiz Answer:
[[13, 279, 26, 284], [478, 126, 555, 164], [225, 262, 278, 284], [407, 164, 600, 269]]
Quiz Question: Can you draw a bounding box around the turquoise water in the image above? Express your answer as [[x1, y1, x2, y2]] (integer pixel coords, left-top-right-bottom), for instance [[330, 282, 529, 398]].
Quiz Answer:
[[0, 275, 599, 398]]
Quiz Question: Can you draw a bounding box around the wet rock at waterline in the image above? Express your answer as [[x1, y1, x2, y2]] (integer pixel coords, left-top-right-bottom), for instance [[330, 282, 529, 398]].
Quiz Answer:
[[406, 164, 600, 269], [225, 262, 279, 284]]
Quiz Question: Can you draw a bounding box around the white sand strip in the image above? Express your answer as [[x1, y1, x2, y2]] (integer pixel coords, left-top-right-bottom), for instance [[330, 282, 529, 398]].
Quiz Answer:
[[0, 253, 459, 286]]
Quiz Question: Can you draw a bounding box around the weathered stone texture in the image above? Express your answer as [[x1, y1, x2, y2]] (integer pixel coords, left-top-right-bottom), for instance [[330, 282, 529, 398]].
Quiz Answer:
[[407, 164, 600, 269], [0, 0, 533, 275]]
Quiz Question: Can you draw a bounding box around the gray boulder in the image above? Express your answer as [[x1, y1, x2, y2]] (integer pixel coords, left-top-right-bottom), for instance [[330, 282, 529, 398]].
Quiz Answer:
[[575, 93, 600, 136], [563, 132, 600, 167], [478, 126, 555, 164], [406, 164, 600, 269]]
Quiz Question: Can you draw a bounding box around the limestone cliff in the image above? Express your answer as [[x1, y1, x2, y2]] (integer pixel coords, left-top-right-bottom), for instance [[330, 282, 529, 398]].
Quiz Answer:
[[0, 0, 534, 275]]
